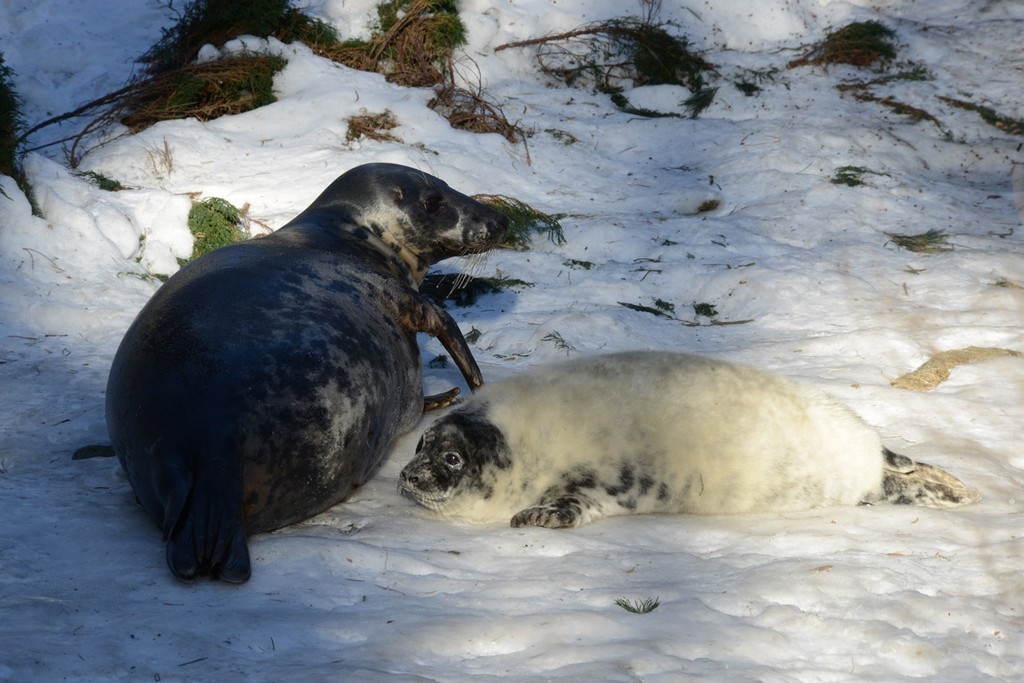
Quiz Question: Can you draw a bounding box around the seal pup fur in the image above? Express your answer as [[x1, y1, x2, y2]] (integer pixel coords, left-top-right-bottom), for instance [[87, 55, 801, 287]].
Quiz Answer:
[[107, 163, 507, 582], [399, 351, 980, 527]]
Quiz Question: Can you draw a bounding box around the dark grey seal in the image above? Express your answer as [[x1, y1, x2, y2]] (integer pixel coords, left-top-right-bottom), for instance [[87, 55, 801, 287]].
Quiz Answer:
[[107, 163, 507, 582]]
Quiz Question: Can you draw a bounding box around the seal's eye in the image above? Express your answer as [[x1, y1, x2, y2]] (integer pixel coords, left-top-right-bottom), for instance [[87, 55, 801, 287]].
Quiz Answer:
[[422, 195, 443, 214], [441, 451, 463, 470]]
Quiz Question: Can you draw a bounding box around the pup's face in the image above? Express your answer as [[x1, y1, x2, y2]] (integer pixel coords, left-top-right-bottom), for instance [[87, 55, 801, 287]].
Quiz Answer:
[[398, 408, 509, 511]]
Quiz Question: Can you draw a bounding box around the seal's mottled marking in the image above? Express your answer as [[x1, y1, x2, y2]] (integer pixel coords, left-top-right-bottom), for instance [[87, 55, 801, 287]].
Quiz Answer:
[[107, 163, 507, 582], [399, 351, 980, 527]]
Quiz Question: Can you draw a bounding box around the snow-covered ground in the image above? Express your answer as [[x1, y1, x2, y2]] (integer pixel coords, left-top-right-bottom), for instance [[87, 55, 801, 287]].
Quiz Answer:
[[2, 0, 1023, 680]]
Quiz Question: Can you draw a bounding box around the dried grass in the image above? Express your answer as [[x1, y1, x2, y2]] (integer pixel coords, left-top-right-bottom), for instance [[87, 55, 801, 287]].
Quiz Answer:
[[788, 21, 896, 70], [430, 82, 528, 145], [66, 55, 285, 165], [346, 110, 400, 143], [891, 347, 1021, 391], [497, 19, 713, 93], [316, 0, 463, 87], [938, 96, 1024, 136]]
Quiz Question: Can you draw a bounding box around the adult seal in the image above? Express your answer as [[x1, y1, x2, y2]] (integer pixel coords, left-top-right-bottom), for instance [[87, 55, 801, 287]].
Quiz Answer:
[[107, 163, 508, 582], [399, 351, 980, 527]]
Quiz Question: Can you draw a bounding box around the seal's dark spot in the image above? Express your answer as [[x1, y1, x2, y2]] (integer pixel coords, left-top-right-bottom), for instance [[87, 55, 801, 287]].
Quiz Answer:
[[604, 463, 636, 496], [444, 410, 512, 470], [657, 483, 671, 502], [562, 467, 598, 494]]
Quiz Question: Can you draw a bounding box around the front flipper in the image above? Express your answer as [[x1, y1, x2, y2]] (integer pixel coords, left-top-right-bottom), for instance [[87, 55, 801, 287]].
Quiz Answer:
[[511, 494, 596, 529], [379, 281, 484, 392], [867, 448, 981, 509]]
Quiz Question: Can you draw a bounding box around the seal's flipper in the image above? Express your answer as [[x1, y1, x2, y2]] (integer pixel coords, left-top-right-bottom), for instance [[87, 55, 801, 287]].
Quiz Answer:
[[418, 298, 483, 390], [424, 386, 461, 411], [383, 283, 484, 390], [165, 507, 251, 583], [510, 494, 595, 529], [868, 447, 981, 508], [162, 476, 251, 583]]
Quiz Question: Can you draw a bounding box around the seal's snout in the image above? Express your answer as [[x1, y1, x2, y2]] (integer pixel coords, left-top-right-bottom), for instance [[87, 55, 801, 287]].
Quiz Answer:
[[464, 207, 508, 249], [488, 213, 509, 240], [399, 463, 426, 492]]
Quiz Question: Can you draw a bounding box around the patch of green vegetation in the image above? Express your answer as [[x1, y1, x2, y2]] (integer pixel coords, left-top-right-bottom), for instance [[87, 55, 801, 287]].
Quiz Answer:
[[186, 196, 246, 261], [788, 20, 896, 69], [614, 597, 660, 614], [124, 55, 287, 132], [831, 165, 889, 187], [141, 0, 292, 74], [497, 15, 717, 117], [893, 63, 931, 82], [654, 298, 676, 315], [733, 80, 760, 96], [275, 7, 343, 47], [884, 228, 952, 254], [76, 171, 126, 191], [563, 258, 594, 270], [0, 51, 24, 183], [682, 86, 719, 118], [545, 128, 579, 145], [542, 331, 576, 352], [324, 0, 466, 87], [608, 92, 677, 119], [619, 300, 674, 319], [938, 96, 1024, 136], [693, 302, 718, 318], [63, 53, 288, 155], [732, 66, 784, 96], [427, 354, 449, 369], [608, 92, 679, 119], [618, 19, 713, 91], [474, 194, 566, 248], [376, 0, 466, 57]]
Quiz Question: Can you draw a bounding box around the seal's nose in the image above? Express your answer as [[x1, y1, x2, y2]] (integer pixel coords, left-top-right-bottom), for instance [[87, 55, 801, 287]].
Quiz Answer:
[[487, 211, 509, 241]]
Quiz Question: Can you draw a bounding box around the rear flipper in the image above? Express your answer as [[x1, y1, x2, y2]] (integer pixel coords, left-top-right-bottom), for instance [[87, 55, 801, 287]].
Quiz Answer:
[[864, 448, 981, 509], [424, 386, 461, 411], [162, 480, 251, 583]]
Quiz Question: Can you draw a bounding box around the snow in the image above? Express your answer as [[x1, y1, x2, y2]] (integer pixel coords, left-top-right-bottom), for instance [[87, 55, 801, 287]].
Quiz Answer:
[[2, 0, 1023, 680]]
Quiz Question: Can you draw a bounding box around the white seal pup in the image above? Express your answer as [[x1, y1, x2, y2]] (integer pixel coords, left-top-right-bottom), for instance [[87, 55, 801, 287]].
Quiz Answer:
[[399, 351, 980, 527]]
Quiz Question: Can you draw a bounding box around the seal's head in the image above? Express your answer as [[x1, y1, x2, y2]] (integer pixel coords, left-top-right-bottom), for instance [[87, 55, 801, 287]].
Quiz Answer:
[[295, 163, 508, 281], [399, 408, 511, 512]]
